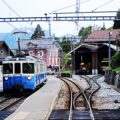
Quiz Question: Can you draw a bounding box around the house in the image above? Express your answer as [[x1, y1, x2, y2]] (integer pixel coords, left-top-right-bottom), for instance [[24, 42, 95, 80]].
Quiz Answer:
[[18, 38, 62, 69], [84, 29, 120, 45], [0, 41, 14, 81], [0, 41, 14, 64]]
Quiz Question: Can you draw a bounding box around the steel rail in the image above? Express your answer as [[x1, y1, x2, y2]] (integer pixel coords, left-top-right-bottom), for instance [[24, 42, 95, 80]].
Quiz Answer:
[[0, 97, 12, 104], [80, 75, 103, 119], [64, 77, 83, 109], [0, 96, 26, 111], [60, 78, 73, 120], [63, 77, 94, 120]]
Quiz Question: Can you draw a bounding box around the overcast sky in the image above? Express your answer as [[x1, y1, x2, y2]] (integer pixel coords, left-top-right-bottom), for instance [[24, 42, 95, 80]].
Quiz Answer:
[[0, 0, 120, 36]]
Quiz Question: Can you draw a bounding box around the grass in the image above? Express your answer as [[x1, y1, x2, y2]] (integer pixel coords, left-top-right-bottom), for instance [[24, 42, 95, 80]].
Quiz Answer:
[[63, 70, 72, 74], [104, 66, 112, 70]]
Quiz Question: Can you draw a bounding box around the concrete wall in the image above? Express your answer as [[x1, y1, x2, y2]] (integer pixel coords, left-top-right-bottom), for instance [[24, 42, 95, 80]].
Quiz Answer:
[[104, 70, 120, 89]]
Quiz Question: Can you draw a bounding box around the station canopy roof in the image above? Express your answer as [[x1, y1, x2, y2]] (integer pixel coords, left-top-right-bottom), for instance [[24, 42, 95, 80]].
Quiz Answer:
[[68, 44, 98, 54], [68, 43, 118, 55]]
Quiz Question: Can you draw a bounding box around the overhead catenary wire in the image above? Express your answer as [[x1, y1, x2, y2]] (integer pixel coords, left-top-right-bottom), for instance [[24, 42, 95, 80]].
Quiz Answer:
[[50, 0, 91, 14], [1, 0, 17, 29], [92, 0, 114, 12], [1, 0, 33, 28]]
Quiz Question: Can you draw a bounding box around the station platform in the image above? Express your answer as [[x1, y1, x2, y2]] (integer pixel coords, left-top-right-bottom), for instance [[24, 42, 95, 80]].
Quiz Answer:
[[5, 75, 62, 120]]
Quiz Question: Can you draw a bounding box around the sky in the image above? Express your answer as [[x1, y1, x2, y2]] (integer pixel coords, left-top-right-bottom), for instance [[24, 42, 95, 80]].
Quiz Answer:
[[0, 0, 120, 36]]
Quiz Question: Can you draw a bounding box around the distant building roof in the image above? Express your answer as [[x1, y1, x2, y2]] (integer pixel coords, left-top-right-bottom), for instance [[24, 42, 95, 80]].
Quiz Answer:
[[84, 29, 120, 43], [17, 38, 62, 50]]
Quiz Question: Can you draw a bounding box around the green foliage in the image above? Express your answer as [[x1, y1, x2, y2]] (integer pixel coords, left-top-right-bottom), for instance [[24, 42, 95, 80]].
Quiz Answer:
[[78, 26, 92, 42], [112, 67, 120, 72], [64, 54, 71, 66], [104, 66, 112, 70], [113, 9, 120, 29], [111, 51, 120, 69], [59, 37, 72, 53], [31, 24, 44, 39]]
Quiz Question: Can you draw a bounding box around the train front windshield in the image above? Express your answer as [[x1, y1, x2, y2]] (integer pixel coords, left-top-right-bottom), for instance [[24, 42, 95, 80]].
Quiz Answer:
[[3, 63, 13, 74], [22, 63, 34, 74]]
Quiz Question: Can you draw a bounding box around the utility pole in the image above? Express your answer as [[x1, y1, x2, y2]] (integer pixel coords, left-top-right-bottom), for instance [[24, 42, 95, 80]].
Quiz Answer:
[[75, 0, 80, 34], [108, 32, 112, 67], [45, 13, 52, 38]]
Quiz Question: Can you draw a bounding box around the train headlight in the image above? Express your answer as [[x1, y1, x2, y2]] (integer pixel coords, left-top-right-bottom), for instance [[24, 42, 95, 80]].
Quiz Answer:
[[27, 76, 32, 80], [4, 77, 8, 80]]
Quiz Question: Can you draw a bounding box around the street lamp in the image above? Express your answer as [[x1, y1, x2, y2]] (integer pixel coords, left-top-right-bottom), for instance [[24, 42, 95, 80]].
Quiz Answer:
[[108, 32, 112, 67]]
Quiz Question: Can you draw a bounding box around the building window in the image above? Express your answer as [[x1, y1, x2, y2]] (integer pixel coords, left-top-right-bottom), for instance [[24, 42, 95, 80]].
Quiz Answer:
[[38, 51, 43, 57], [0, 50, 4, 54], [29, 51, 33, 55]]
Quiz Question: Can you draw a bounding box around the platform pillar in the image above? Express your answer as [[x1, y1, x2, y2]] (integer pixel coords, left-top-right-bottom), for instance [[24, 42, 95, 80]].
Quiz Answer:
[[72, 52, 75, 74], [92, 52, 98, 74]]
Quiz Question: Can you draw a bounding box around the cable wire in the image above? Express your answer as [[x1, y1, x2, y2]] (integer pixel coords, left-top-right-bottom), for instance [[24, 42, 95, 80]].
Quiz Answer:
[[1, 0, 33, 28], [92, 0, 114, 12], [50, 0, 90, 13]]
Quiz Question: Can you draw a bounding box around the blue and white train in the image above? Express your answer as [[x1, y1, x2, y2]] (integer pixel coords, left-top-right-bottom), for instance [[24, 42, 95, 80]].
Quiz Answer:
[[2, 56, 47, 94]]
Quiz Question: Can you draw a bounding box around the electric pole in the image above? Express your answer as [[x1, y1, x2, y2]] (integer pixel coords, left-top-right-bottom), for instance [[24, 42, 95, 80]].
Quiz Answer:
[[75, 0, 80, 34]]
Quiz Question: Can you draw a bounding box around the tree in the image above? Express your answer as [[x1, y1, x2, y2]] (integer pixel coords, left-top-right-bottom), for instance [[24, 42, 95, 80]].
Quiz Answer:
[[31, 24, 44, 39], [61, 37, 72, 53], [78, 26, 92, 42], [113, 10, 120, 29]]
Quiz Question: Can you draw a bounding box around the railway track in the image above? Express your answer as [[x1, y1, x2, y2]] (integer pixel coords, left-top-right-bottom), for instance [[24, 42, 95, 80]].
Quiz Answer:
[[49, 75, 120, 120], [0, 96, 26, 111], [0, 95, 27, 120], [49, 77, 95, 120], [80, 75, 101, 108]]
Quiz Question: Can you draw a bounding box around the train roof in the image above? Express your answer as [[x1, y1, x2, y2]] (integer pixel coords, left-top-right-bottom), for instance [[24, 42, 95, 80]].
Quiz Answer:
[[3, 56, 45, 63]]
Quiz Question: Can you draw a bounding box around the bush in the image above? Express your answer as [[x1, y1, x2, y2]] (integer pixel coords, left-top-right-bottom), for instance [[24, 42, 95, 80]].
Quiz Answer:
[[111, 52, 120, 69]]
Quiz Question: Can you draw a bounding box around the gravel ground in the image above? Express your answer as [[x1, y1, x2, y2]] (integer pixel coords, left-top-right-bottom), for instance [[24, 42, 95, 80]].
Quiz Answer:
[[54, 81, 69, 109], [73, 75, 120, 109]]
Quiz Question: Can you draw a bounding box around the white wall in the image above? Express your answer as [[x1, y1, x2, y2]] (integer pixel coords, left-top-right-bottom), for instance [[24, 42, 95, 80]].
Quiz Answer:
[[0, 66, 3, 82]]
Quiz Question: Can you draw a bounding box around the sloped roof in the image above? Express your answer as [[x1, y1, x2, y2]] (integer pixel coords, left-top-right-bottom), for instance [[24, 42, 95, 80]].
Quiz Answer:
[[68, 44, 98, 54], [103, 43, 118, 50], [0, 41, 4, 47], [84, 29, 120, 43], [17, 38, 62, 50]]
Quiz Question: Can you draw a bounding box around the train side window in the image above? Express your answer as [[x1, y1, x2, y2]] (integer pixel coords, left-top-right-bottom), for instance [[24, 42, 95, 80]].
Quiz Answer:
[[23, 63, 34, 74], [15, 63, 21, 74], [3, 63, 13, 74]]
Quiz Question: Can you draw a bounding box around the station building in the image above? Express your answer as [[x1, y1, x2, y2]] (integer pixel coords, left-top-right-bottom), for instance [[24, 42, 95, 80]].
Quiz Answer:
[[70, 29, 120, 74], [19, 38, 62, 69]]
